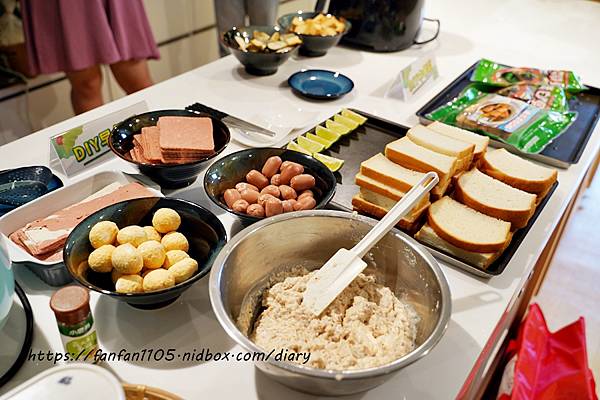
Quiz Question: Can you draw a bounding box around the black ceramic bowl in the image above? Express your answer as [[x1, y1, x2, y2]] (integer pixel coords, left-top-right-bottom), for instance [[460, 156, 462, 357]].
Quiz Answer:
[[63, 197, 227, 309], [204, 148, 337, 225], [109, 109, 230, 189], [222, 25, 300, 76], [278, 11, 351, 57]]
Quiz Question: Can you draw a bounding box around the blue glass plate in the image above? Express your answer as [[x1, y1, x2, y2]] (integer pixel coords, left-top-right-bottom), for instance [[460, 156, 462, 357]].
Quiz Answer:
[[288, 69, 354, 100]]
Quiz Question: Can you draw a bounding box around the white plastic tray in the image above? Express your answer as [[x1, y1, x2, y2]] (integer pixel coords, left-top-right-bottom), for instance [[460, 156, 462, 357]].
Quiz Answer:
[[0, 170, 162, 267]]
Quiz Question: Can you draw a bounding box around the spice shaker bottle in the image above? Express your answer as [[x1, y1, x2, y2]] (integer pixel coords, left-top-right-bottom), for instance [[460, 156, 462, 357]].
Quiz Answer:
[[50, 286, 98, 363]]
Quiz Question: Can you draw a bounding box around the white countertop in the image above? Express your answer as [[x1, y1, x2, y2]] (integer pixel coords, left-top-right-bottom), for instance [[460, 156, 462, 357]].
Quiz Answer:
[[1, 0, 600, 398]]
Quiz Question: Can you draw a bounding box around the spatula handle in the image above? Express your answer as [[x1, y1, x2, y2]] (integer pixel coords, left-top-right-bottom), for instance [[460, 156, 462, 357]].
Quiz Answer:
[[352, 172, 439, 259]]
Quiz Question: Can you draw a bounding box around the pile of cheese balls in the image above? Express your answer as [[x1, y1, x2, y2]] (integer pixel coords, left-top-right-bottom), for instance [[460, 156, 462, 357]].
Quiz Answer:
[[224, 156, 317, 218], [86, 208, 198, 294]]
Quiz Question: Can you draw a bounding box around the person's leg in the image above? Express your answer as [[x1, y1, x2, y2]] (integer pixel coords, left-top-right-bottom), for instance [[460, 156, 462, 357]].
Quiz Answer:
[[214, 0, 246, 57], [109, 59, 153, 94], [246, 0, 278, 25], [65, 65, 103, 115]]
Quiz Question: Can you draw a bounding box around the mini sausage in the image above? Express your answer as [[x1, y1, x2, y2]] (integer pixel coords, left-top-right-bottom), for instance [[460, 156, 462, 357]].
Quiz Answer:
[[270, 174, 281, 186], [258, 193, 277, 207], [232, 199, 250, 213], [293, 196, 316, 211], [246, 170, 269, 189], [235, 182, 259, 192], [297, 190, 314, 201], [279, 164, 304, 185], [290, 174, 316, 191], [260, 185, 280, 198], [279, 185, 297, 200], [280, 161, 304, 172], [281, 199, 296, 213], [224, 189, 241, 208], [265, 198, 283, 217], [246, 203, 265, 218], [261, 156, 282, 178], [239, 189, 259, 204]]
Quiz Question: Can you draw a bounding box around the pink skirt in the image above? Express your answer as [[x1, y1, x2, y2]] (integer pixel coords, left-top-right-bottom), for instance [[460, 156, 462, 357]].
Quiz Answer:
[[20, 0, 160, 75]]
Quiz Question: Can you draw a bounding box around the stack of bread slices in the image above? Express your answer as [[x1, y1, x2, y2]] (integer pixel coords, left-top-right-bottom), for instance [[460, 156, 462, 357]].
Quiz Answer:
[[352, 121, 558, 269]]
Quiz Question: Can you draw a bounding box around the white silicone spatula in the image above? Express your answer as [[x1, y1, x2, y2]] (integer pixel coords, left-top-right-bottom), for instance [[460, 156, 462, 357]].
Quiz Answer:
[[302, 171, 439, 315]]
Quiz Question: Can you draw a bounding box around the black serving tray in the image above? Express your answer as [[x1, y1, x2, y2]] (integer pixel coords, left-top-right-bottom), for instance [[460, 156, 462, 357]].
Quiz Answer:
[[302, 109, 558, 278], [415, 61, 600, 169]]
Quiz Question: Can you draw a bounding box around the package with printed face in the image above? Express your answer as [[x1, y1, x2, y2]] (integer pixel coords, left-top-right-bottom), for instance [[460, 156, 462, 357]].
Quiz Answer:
[[426, 86, 577, 154]]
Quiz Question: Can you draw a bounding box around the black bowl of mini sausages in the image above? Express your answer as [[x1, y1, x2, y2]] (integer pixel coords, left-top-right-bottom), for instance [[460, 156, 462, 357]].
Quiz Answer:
[[203, 148, 337, 224]]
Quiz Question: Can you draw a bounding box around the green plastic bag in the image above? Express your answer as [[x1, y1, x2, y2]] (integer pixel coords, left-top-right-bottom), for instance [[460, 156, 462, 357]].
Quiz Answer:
[[497, 84, 569, 112], [471, 59, 586, 93], [426, 86, 577, 154]]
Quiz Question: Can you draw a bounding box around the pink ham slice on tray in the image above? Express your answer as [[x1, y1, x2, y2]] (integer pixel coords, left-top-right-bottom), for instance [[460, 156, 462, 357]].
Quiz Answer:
[[158, 116, 215, 162]]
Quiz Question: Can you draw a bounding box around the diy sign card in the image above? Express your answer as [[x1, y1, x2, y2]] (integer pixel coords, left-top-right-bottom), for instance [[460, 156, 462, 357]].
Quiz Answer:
[[50, 101, 147, 176]]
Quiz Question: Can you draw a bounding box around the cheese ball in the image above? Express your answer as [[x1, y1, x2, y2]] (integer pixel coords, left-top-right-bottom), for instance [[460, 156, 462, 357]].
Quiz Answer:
[[89, 221, 118, 249], [111, 243, 143, 274], [115, 275, 144, 294], [116, 225, 148, 247], [143, 226, 162, 242], [152, 208, 181, 234], [141, 268, 154, 278], [168, 258, 198, 284], [111, 269, 123, 283], [162, 250, 189, 269], [143, 269, 175, 292], [137, 240, 166, 269], [161, 232, 189, 252], [88, 244, 115, 273]]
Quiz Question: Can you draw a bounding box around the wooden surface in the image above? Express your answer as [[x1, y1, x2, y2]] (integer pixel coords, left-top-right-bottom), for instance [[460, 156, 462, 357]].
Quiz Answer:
[[535, 160, 600, 385], [479, 151, 600, 399]]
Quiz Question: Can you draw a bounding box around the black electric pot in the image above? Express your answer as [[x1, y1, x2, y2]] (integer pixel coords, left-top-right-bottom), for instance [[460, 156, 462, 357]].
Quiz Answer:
[[321, 0, 438, 52]]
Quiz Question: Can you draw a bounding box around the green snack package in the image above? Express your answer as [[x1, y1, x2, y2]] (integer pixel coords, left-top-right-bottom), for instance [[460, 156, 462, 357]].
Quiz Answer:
[[471, 58, 586, 92], [497, 84, 569, 112], [426, 86, 577, 154]]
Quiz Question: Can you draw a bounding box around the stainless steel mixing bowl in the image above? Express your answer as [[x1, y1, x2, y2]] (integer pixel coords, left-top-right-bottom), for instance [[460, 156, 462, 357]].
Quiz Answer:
[[209, 210, 451, 396]]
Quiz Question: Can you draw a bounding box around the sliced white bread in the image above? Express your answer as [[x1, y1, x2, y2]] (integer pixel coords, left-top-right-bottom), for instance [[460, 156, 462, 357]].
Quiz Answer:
[[385, 137, 456, 197], [427, 121, 489, 159], [415, 224, 503, 269], [427, 196, 511, 252], [479, 148, 557, 194], [407, 124, 475, 159], [360, 153, 425, 193], [385, 137, 458, 177], [355, 173, 430, 210], [352, 194, 429, 232], [454, 169, 537, 229], [455, 155, 473, 174]]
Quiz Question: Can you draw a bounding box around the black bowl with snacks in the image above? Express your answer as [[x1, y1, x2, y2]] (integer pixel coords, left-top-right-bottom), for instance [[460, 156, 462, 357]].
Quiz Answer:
[[277, 11, 351, 57], [63, 197, 227, 309], [109, 109, 230, 189], [204, 148, 337, 225], [222, 25, 302, 76]]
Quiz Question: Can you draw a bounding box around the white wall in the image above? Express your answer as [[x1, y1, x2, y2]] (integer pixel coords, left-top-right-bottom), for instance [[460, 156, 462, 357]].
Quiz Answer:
[[0, 0, 315, 146]]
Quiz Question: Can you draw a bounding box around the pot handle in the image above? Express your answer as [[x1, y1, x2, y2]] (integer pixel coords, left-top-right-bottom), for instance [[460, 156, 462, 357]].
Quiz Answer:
[[314, 0, 328, 12], [413, 17, 441, 45]]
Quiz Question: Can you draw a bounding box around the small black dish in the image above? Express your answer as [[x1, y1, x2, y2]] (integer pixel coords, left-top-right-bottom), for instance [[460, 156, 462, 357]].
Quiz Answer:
[[63, 197, 227, 309], [277, 11, 351, 57], [222, 25, 300, 76], [204, 148, 337, 225], [288, 69, 354, 100], [109, 109, 230, 189]]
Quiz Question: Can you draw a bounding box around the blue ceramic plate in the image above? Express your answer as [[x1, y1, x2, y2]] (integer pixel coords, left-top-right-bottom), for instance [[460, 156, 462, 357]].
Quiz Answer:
[[0, 168, 63, 217], [288, 69, 354, 100]]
